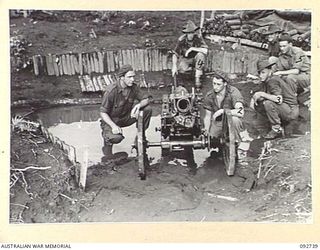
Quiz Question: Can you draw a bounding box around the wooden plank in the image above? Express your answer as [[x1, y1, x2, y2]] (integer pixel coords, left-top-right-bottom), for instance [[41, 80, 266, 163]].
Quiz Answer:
[[104, 50, 110, 73], [85, 53, 91, 75], [130, 49, 136, 70], [78, 53, 83, 75], [69, 53, 75, 75], [97, 51, 104, 73], [90, 53, 96, 73], [33, 55, 39, 76], [110, 50, 116, 72], [92, 76, 98, 91], [65, 54, 71, 75], [61, 54, 66, 75], [118, 50, 124, 68], [154, 49, 158, 71], [73, 54, 80, 74], [57, 55, 63, 75], [52, 54, 60, 76], [134, 49, 138, 70], [78, 76, 85, 92], [139, 49, 144, 72], [93, 52, 99, 73], [163, 52, 168, 70], [144, 49, 148, 72], [230, 52, 235, 74], [46, 54, 54, 76]]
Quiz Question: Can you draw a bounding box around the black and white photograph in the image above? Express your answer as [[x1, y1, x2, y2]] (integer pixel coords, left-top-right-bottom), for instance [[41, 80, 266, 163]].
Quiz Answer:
[[8, 8, 312, 225]]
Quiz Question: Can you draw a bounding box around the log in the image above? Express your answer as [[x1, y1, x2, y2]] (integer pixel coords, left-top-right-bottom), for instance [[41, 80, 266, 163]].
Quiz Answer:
[[287, 29, 298, 36], [222, 13, 241, 20], [300, 30, 311, 40], [32, 55, 39, 76], [229, 25, 242, 30], [225, 19, 241, 26]]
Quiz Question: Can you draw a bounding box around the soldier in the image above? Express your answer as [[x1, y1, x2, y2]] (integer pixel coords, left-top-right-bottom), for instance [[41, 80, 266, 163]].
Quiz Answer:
[[171, 20, 208, 88], [100, 64, 152, 159], [264, 24, 282, 58], [273, 33, 311, 93], [251, 59, 299, 139], [203, 72, 245, 152]]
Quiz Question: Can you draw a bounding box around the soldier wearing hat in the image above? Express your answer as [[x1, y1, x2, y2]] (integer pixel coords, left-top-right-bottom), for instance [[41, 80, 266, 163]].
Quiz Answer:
[[251, 59, 299, 139], [99, 64, 152, 158], [264, 24, 283, 57], [203, 71, 245, 153], [273, 33, 310, 93], [172, 20, 208, 88]]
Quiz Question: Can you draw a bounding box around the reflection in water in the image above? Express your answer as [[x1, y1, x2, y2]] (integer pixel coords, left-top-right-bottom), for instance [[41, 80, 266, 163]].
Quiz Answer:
[[36, 105, 211, 172]]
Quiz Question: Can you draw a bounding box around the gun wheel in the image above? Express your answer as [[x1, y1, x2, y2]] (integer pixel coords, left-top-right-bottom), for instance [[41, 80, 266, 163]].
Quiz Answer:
[[137, 111, 147, 180], [221, 110, 236, 176]]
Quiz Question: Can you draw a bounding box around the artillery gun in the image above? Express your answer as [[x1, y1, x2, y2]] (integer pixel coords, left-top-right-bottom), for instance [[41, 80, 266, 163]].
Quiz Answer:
[[136, 83, 237, 180]]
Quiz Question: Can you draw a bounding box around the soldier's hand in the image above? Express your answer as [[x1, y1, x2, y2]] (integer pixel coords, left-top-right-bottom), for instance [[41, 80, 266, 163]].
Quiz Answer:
[[185, 48, 193, 57], [112, 126, 122, 135], [131, 104, 141, 119], [172, 66, 178, 77], [212, 109, 224, 121], [249, 98, 255, 110]]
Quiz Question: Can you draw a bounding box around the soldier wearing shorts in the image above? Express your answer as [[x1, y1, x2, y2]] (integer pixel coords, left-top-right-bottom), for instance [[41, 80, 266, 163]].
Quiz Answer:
[[100, 64, 152, 158], [171, 20, 208, 88]]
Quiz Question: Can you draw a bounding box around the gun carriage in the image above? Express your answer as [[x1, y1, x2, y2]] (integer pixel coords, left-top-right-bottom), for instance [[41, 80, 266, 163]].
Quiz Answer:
[[136, 84, 237, 180]]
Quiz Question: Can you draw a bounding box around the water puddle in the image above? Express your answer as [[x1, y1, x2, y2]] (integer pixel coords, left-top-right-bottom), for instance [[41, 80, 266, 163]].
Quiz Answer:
[[35, 105, 212, 170]]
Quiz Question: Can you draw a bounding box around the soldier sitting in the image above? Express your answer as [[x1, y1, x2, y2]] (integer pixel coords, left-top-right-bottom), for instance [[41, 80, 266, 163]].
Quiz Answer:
[[251, 59, 299, 139], [99, 64, 152, 159], [273, 33, 311, 94], [171, 20, 208, 88], [203, 72, 245, 153]]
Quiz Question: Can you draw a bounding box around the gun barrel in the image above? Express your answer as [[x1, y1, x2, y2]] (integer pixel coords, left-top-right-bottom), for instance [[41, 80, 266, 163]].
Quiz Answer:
[[176, 98, 191, 113]]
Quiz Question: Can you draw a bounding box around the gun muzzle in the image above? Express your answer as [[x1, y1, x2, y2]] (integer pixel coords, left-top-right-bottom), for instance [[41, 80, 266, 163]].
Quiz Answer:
[[176, 98, 191, 113]]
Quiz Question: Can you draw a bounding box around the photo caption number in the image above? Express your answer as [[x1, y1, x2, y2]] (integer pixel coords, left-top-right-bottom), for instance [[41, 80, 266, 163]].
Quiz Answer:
[[300, 244, 318, 248]]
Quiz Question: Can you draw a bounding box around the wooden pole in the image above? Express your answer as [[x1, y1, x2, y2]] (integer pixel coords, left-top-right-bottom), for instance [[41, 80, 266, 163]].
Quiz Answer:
[[200, 10, 205, 30]]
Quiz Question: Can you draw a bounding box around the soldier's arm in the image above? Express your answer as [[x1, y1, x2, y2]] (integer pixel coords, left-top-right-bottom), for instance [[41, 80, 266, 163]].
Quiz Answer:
[[230, 102, 244, 118], [204, 110, 212, 132], [260, 92, 283, 104], [100, 112, 122, 134], [273, 68, 299, 76], [187, 47, 208, 55]]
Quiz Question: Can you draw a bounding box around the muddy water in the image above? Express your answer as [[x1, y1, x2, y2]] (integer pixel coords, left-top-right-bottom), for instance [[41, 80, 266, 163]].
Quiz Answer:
[[35, 105, 219, 175]]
